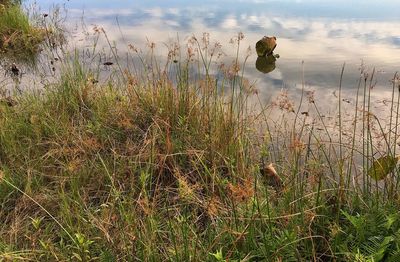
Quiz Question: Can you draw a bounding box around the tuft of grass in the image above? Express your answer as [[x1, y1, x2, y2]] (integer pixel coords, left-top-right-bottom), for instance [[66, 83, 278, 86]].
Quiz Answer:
[[0, 1, 45, 62]]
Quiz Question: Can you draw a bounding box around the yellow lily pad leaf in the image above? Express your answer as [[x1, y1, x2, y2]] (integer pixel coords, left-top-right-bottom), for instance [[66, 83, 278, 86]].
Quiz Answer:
[[367, 155, 400, 181]]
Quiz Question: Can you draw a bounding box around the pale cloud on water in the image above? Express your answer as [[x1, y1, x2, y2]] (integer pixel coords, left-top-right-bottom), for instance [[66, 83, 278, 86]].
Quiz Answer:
[[52, 3, 400, 108]]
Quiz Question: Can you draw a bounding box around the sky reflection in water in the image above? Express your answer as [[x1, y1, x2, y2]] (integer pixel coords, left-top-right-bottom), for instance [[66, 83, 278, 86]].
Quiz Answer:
[[33, 0, 400, 104]]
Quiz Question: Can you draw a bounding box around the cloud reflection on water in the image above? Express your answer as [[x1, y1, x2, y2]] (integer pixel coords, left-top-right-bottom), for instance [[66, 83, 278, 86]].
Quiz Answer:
[[32, 0, 400, 109]]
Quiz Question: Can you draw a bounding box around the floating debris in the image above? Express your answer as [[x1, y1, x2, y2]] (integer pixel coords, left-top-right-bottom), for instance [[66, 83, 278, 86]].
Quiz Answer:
[[10, 63, 20, 76], [342, 98, 351, 103], [260, 163, 283, 192], [255, 36, 277, 57]]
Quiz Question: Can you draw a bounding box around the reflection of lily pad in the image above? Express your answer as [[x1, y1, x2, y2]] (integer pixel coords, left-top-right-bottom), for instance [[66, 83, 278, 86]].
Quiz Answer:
[[256, 55, 276, 74]]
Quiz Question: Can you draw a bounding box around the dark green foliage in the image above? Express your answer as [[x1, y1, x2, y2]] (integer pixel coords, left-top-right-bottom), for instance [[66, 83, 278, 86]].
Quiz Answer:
[[336, 209, 400, 261]]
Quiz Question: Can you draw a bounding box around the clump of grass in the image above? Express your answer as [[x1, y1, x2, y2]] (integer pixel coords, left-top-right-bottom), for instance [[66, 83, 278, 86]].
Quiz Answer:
[[0, 1, 45, 62], [1, 28, 400, 261], [0, 32, 261, 260]]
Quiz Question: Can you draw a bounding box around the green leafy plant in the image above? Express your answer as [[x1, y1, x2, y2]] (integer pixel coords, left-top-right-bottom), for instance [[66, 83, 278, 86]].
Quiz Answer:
[[71, 233, 95, 261], [210, 248, 225, 262], [339, 210, 400, 261], [367, 155, 400, 181]]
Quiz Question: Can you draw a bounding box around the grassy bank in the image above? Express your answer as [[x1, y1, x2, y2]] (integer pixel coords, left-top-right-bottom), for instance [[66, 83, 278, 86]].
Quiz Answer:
[[1, 31, 400, 261], [0, 0, 45, 62]]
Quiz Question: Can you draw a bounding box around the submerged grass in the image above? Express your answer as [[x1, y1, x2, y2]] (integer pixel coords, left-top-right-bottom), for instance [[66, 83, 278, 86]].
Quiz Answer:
[[1, 28, 400, 261]]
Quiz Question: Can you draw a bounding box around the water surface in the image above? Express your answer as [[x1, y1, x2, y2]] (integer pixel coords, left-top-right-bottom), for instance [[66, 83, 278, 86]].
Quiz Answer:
[[25, 0, 400, 104]]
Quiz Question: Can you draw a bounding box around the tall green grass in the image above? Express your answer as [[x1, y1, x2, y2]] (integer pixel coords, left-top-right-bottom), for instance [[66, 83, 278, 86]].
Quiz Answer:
[[1, 29, 400, 261]]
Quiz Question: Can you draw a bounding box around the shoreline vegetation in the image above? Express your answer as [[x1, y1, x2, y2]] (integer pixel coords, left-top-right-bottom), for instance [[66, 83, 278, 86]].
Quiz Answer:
[[0, 0, 46, 63], [1, 5, 400, 262]]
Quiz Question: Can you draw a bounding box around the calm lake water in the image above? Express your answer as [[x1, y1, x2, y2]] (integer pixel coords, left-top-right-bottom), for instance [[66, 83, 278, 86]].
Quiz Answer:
[[21, 0, 400, 104]]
